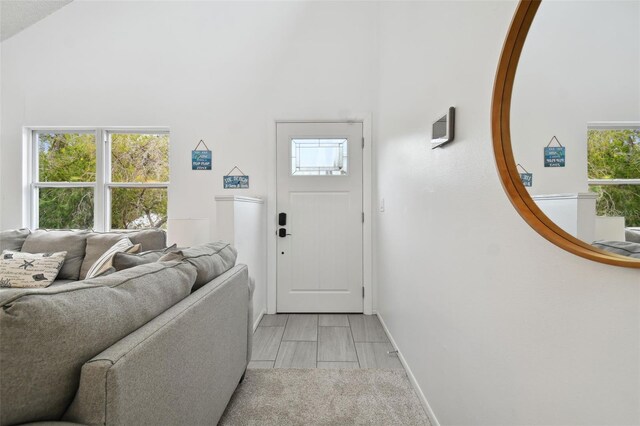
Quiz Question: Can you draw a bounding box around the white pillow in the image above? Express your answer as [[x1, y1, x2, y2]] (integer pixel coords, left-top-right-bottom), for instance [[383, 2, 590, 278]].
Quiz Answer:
[[0, 250, 67, 288], [85, 238, 133, 279]]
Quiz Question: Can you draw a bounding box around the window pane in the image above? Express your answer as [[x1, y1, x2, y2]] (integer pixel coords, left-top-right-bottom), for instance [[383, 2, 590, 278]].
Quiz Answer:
[[39, 187, 94, 229], [291, 139, 348, 176], [111, 187, 167, 230], [111, 133, 169, 183], [590, 185, 640, 227], [37, 132, 96, 182], [587, 129, 640, 180]]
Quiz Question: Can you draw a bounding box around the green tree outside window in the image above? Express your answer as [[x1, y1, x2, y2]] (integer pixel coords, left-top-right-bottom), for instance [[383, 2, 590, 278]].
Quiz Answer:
[[587, 129, 640, 227], [37, 132, 168, 230]]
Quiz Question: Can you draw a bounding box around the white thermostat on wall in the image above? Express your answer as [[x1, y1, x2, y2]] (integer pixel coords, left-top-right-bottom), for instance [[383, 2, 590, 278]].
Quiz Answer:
[[431, 106, 455, 149]]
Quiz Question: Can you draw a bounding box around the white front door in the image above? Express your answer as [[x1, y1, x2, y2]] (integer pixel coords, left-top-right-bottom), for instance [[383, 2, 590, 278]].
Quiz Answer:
[[276, 122, 363, 313]]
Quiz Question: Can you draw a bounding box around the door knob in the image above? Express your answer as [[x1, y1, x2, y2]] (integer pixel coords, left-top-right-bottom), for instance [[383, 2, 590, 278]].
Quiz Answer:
[[278, 228, 292, 238]]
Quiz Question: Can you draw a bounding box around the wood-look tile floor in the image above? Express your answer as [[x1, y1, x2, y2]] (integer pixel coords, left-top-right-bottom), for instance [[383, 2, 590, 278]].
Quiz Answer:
[[248, 314, 403, 370]]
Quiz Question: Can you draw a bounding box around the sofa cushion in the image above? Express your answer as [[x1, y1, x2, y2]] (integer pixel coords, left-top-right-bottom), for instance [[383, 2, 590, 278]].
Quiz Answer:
[[105, 228, 167, 251], [113, 244, 178, 271], [22, 230, 90, 280], [127, 229, 166, 250], [0, 228, 31, 251], [0, 250, 67, 288], [0, 261, 197, 425], [79, 229, 165, 279], [159, 241, 237, 291], [592, 240, 640, 259]]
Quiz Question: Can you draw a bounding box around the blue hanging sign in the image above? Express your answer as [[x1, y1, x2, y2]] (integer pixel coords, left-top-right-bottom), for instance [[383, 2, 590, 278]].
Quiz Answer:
[[517, 164, 533, 187], [192, 140, 212, 170], [544, 136, 565, 167], [223, 166, 249, 189]]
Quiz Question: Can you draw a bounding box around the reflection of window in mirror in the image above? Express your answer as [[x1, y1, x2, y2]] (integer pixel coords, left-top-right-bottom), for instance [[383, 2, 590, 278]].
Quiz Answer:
[[587, 125, 640, 228]]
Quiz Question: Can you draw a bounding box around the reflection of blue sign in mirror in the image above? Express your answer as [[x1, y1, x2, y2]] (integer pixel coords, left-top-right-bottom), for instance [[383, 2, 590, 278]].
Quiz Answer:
[[544, 136, 565, 167], [544, 146, 565, 167], [192, 140, 212, 170], [516, 164, 533, 187], [520, 173, 533, 187]]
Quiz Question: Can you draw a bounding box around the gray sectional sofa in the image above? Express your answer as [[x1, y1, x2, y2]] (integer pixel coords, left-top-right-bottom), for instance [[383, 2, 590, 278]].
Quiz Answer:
[[592, 227, 640, 259], [0, 228, 252, 426]]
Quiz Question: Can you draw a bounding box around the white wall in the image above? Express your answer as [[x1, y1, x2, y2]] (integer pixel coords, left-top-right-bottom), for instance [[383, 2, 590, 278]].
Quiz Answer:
[[0, 0, 378, 233], [511, 0, 640, 196], [2, 1, 640, 425], [376, 1, 639, 425]]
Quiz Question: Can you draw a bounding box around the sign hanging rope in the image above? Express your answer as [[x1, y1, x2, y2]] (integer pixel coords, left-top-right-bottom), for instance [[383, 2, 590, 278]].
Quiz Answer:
[[225, 165, 246, 176], [194, 140, 210, 151], [546, 136, 563, 148]]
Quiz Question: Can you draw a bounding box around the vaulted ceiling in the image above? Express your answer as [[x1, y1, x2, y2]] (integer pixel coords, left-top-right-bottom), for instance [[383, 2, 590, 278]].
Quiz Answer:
[[1, 0, 73, 41]]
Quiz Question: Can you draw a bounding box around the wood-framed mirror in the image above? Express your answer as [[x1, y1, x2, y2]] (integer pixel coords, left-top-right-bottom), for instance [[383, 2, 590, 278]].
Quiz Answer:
[[491, 0, 640, 268]]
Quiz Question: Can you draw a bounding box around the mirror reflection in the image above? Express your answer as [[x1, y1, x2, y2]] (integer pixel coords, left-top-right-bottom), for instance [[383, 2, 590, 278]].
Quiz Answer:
[[511, 0, 640, 258]]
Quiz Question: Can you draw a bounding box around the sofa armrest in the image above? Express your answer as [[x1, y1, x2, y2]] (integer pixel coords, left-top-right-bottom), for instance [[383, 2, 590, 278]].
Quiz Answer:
[[63, 265, 250, 426]]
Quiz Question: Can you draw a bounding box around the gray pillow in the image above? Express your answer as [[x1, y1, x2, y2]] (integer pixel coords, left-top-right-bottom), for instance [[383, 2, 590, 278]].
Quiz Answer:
[[625, 228, 640, 244], [79, 233, 131, 280], [158, 241, 237, 291], [0, 261, 197, 425], [592, 240, 640, 259], [79, 230, 167, 279], [0, 228, 31, 251], [113, 244, 178, 271], [22, 230, 90, 280]]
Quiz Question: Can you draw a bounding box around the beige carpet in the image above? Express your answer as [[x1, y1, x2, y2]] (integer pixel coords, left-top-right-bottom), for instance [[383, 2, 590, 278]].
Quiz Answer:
[[218, 368, 431, 426]]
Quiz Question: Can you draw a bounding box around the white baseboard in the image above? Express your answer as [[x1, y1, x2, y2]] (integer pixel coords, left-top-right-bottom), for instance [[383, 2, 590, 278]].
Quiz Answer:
[[376, 313, 441, 426], [253, 308, 266, 332]]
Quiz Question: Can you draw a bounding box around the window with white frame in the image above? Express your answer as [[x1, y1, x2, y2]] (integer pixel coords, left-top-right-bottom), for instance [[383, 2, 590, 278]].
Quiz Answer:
[[29, 128, 169, 231], [587, 124, 640, 227]]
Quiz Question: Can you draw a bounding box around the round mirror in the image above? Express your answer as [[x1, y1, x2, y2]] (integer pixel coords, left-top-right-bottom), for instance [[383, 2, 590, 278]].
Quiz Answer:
[[492, 0, 640, 267]]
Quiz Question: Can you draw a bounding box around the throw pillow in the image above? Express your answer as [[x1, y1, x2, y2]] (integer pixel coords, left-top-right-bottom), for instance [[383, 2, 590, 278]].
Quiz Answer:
[[626, 228, 640, 244], [79, 234, 142, 280], [112, 243, 178, 271], [127, 243, 142, 254], [85, 238, 133, 279], [0, 250, 67, 288], [95, 266, 117, 277]]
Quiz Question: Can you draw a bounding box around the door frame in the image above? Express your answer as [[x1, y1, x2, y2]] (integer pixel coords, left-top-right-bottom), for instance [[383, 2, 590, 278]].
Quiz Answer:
[[267, 114, 373, 315]]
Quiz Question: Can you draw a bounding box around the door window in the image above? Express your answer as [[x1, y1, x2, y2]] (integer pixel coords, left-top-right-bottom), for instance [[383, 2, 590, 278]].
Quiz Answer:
[[291, 138, 348, 176]]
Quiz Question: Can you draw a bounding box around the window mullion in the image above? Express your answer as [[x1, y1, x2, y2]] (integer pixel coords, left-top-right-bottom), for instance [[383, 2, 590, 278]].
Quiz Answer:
[[107, 183, 169, 188], [104, 130, 112, 231], [29, 130, 38, 228], [103, 130, 113, 231], [33, 187, 39, 229], [33, 182, 96, 188], [94, 129, 105, 231]]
